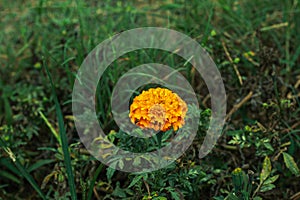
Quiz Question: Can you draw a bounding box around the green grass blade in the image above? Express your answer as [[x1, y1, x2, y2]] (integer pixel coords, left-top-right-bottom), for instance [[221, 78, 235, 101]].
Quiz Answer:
[[43, 63, 77, 200], [39, 110, 62, 146], [27, 159, 56, 173], [14, 160, 47, 199], [0, 170, 21, 184], [0, 138, 46, 199], [87, 164, 104, 200]]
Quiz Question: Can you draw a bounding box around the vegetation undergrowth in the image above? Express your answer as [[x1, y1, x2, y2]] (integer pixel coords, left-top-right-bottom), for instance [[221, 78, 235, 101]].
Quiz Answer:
[[0, 0, 299, 199]]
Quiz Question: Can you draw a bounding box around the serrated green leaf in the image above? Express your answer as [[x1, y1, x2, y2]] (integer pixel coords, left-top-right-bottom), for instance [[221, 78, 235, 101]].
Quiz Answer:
[[169, 190, 181, 200], [259, 183, 276, 192], [283, 152, 300, 176], [128, 175, 143, 188], [260, 156, 271, 183], [253, 196, 263, 200], [263, 142, 274, 152], [112, 182, 127, 198], [264, 175, 279, 185], [106, 167, 116, 182]]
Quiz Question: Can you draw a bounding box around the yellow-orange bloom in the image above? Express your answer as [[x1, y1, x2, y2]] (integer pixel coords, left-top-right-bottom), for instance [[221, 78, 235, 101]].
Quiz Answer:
[[129, 88, 188, 131]]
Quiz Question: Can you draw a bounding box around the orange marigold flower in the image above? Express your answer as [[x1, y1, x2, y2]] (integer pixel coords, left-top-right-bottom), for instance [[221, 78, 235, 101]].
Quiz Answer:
[[129, 87, 188, 131]]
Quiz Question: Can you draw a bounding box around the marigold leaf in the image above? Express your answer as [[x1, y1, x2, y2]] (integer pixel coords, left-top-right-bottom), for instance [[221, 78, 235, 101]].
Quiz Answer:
[[128, 175, 143, 188], [259, 183, 276, 192], [264, 175, 279, 185], [106, 167, 116, 181], [260, 156, 271, 183], [283, 152, 300, 176]]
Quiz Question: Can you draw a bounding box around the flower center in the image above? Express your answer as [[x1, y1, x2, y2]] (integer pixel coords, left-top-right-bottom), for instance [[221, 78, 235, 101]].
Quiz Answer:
[[148, 104, 166, 131]]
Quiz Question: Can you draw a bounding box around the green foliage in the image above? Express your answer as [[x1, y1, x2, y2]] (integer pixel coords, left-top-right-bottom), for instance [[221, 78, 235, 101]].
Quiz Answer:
[[225, 157, 280, 200], [282, 152, 300, 176], [0, 0, 300, 199], [44, 61, 77, 199]]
